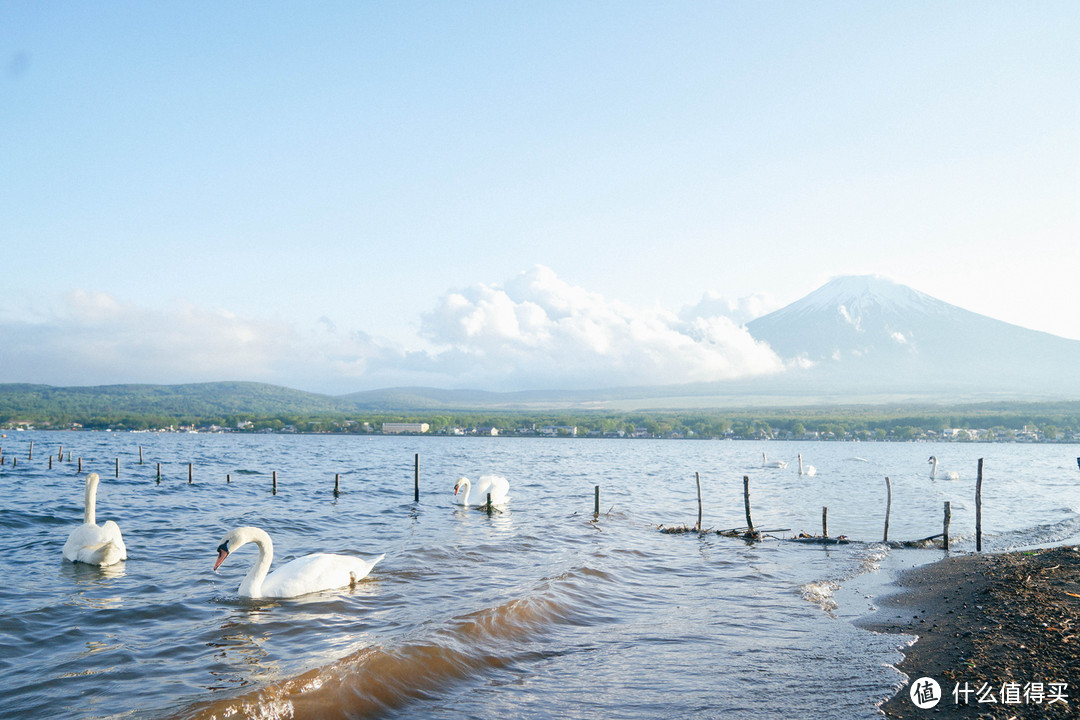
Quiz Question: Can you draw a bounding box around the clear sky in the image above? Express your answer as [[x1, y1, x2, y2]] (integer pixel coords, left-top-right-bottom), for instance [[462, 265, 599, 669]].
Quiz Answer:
[[2, 2, 1077, 394]]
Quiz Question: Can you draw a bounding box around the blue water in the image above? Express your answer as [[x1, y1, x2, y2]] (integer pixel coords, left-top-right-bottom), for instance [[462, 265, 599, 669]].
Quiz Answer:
[[1, 432, 1078, 719]]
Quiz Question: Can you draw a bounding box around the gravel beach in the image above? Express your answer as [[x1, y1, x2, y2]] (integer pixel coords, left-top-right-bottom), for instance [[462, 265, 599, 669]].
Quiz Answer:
[[862, 545, 1080, 719]]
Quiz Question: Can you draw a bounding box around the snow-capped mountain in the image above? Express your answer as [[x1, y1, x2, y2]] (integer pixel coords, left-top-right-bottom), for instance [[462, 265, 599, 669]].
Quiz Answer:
[[745, 275, 1080, 399]]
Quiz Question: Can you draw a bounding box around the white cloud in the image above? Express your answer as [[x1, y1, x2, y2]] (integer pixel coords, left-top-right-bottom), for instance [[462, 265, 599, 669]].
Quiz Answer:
[[419, 266, 784, 390], [679, 290, 779, 326], [0, 268, 787, 393]]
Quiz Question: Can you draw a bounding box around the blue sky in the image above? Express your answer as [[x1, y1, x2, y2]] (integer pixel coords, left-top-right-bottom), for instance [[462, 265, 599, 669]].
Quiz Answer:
[[2, 2, 1077, 394]]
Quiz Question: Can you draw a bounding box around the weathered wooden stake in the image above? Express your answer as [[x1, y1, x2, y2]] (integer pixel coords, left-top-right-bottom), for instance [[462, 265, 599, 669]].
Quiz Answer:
[[695, 472, 703, 531], [188, 463, 193, 484], [139, 445, 144, 465], [943, 501, 951, 551], [28, 440, 33, 460], [594, 485, 600, 516], [414, 453, 419, 502], [226, 473, 231, 483], [822, 506, 829, 538], [743, 475, 755, 536], [49, 456, 53, 470], [67, 451, 71, 462], [78, 457, 82, 473], [975, 458, 984, 552], [272, 471, 278, 495], [486, 492, 493, 516], [58, 445, 63, 461], [115, 458, 119, 478], [883, 476, 892, 543], [11, 456, 16, 467], [334, 473, 340, 497], [157, 462, 162, 482]]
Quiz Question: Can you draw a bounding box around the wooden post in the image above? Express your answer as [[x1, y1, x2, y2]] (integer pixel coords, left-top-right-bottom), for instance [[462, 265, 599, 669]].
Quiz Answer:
[[139, 445, 144, 465], [28, 440, 33, 460], [157, 462, 161, 483], [272, 471, 278, 495], [78, 457, 82, 473], [188, 463, 193, 484], [226, 473, 231, 483], [414, 453, 419, 502], [334, 473, 340, 497], [58, 445, 63, 461], [883, 476, 892, 543], [743, 475, 755, 536], [594, 485, 600, 516], [49, 455, 53, 470], [67, 451, 71, 462], [975, 458, 984, 552], [822, 506, 828, 538], [943, 501, 951, 551], [695, 472, 703, 531], [486, 492, 493, 516], [115, 458, 119, 478], [11, 456, 16, 467]]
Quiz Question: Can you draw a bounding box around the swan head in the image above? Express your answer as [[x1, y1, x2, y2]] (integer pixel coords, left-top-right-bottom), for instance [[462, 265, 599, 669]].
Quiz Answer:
[[86, 471, 100, 484], [453, 477, 469, 495], [214, 526, 265, 571]]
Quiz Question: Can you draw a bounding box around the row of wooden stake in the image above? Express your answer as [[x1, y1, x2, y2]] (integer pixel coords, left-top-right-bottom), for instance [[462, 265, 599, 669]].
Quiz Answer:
[[679, 459, 987, 550], [3, 441, 990, 548]]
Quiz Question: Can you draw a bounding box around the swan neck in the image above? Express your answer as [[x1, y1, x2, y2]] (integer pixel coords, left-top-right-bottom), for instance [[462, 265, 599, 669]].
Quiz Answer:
[[240, 530, 273, 598], [459, 478, 471, 507], [83, 476, 98, 525]]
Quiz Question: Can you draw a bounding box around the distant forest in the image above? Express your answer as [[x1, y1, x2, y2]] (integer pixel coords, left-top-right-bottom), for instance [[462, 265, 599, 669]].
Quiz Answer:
[[2, 383, 1080, 442]]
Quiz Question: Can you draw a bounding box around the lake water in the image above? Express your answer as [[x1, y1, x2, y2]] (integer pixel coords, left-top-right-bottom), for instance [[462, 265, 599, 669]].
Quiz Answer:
[[2, 432, 1079, 719]]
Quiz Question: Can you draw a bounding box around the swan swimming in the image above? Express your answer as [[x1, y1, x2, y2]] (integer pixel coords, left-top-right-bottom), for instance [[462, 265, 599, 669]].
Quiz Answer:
[[928, 456, 959, 481], [213, 526, 384, 599], [798, 454, 817, 476], [63, 472, 127, 566], [762, 452, 787, 469], [453, 474, 510, 507]]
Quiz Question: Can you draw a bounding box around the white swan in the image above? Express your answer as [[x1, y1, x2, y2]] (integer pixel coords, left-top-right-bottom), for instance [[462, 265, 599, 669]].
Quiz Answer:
[[453, 474, 510, 507], [798, 454, 817, 476], [762, 452, 787, 469], [928, 456, 959, 481], [213, 526, 384, 599], [63, 472, 127, 566]]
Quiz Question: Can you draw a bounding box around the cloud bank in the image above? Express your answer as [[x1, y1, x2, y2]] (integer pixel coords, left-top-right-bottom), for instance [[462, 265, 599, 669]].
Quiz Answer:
[[0, 268, 784, 394]]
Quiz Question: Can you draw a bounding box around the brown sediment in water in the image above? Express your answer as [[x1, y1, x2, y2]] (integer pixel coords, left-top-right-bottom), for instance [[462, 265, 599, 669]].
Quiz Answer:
[[174, 569, 609, 720], [862, 545, 1080, 719]]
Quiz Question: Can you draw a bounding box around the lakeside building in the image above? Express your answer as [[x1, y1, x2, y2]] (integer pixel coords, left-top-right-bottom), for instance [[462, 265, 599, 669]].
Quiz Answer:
[[382, 422, 431, 434]]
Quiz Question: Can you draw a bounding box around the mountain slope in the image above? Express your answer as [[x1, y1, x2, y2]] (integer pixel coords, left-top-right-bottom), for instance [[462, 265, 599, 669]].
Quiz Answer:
[[745, 275, 1080, 399]]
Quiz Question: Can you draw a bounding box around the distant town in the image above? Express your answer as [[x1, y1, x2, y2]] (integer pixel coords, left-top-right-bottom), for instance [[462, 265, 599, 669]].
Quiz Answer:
[[4, 416, 1078, 442]]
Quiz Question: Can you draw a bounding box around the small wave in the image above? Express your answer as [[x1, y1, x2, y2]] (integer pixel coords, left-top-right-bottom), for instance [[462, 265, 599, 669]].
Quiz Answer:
[[801, 580, 841, 613], [800, 543, 892, 615], [175, 567, 613, 720]]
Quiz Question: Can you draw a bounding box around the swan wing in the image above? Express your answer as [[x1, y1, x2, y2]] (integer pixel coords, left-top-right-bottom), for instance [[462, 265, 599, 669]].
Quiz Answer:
[[64, 523, 126, 566], [475, 474, 511, 503], [262, 552, 383, 598]]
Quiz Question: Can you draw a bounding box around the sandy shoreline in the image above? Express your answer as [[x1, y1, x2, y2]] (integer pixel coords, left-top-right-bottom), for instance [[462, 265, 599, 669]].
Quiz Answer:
[[860, 545, 1080, 718]]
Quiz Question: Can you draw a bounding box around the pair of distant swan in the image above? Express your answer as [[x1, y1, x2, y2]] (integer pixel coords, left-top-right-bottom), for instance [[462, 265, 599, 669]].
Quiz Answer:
[[761, 453, 817, 476]]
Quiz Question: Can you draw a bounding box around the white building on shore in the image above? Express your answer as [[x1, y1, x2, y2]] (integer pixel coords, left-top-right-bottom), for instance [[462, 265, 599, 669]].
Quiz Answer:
[[382, 422, 430, 434]]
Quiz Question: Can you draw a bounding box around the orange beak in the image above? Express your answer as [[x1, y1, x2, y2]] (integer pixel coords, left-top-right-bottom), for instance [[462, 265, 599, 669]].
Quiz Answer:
[[214, 543, 229, 571]]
